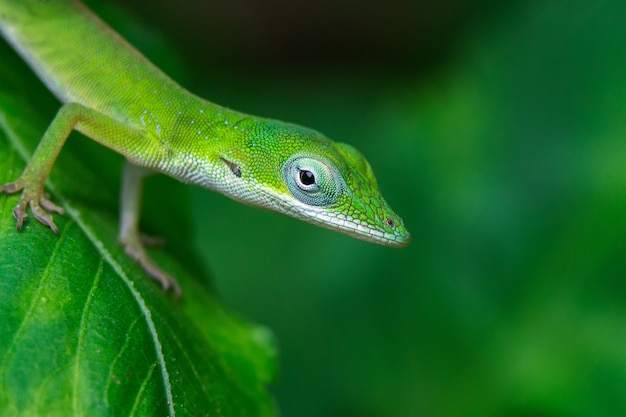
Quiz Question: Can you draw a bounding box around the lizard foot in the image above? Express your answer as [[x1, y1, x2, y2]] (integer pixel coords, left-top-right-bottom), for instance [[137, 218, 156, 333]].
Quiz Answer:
[[121, 233, 181, 297], [1, 179, 65, 234]]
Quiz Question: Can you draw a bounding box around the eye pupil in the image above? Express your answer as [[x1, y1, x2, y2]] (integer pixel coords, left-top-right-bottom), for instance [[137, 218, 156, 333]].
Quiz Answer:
[[299, 170, 316, 186]]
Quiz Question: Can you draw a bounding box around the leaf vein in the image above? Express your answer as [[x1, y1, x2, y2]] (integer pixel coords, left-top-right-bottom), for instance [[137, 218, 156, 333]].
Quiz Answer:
[[155, 310, 211, 398], [72, 257, 104, 417], [103, 314, 142, 406], [128, 361, 158, 417]]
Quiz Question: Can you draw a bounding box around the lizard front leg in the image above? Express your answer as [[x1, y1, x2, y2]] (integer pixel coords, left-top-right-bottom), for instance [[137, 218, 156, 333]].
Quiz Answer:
[[0, 103, 81, 233]]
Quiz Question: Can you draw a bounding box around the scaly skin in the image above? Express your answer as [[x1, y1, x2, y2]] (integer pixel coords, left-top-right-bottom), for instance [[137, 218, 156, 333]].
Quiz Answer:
[[0, 0, 410, 294]]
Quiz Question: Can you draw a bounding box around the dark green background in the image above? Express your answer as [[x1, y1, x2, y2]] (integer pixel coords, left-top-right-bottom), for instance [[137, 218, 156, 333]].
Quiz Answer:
[[110, 0, 626, 416], [12, 0, 626, 415]]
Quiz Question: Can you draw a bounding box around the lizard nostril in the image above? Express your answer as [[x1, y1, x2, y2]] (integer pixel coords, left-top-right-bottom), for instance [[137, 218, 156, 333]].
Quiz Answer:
[[385, 218, 395, 228]]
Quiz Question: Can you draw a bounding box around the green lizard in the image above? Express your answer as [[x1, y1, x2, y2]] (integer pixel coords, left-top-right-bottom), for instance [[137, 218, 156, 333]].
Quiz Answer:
[[0, 0, 410, 295]]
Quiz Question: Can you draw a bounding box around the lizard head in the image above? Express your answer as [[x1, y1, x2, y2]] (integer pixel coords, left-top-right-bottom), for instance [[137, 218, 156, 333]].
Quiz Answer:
[[279, 142, 411, 247], [223, 120, 411, 247]]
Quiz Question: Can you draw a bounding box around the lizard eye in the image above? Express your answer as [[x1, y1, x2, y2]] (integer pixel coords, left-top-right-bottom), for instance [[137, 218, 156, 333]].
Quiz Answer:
[[299, 170, 316, 187], [283, 156, 345, 207]]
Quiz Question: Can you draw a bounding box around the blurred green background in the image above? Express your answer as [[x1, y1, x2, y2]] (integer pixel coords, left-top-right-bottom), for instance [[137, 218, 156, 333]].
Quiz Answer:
[[101, 0, 626, 415]]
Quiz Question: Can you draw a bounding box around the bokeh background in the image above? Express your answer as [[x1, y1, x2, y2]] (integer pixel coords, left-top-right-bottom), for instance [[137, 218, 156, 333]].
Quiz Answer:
[[101, 0, 626, 416]]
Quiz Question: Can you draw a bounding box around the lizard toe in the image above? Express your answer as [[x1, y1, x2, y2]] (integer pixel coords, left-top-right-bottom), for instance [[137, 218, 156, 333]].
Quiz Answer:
[[12, 204, 28, 231], [41, 193, 65, 215], [0, 179, 25, 194], [30, 200, 60, 234]]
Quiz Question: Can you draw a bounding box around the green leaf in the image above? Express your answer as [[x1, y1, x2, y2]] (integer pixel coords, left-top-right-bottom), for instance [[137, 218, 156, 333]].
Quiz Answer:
[[0, 28, 277, 417]]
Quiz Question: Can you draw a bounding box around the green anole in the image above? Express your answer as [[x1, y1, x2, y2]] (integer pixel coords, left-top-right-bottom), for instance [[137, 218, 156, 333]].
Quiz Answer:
[[0, 0, 410, 295]]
